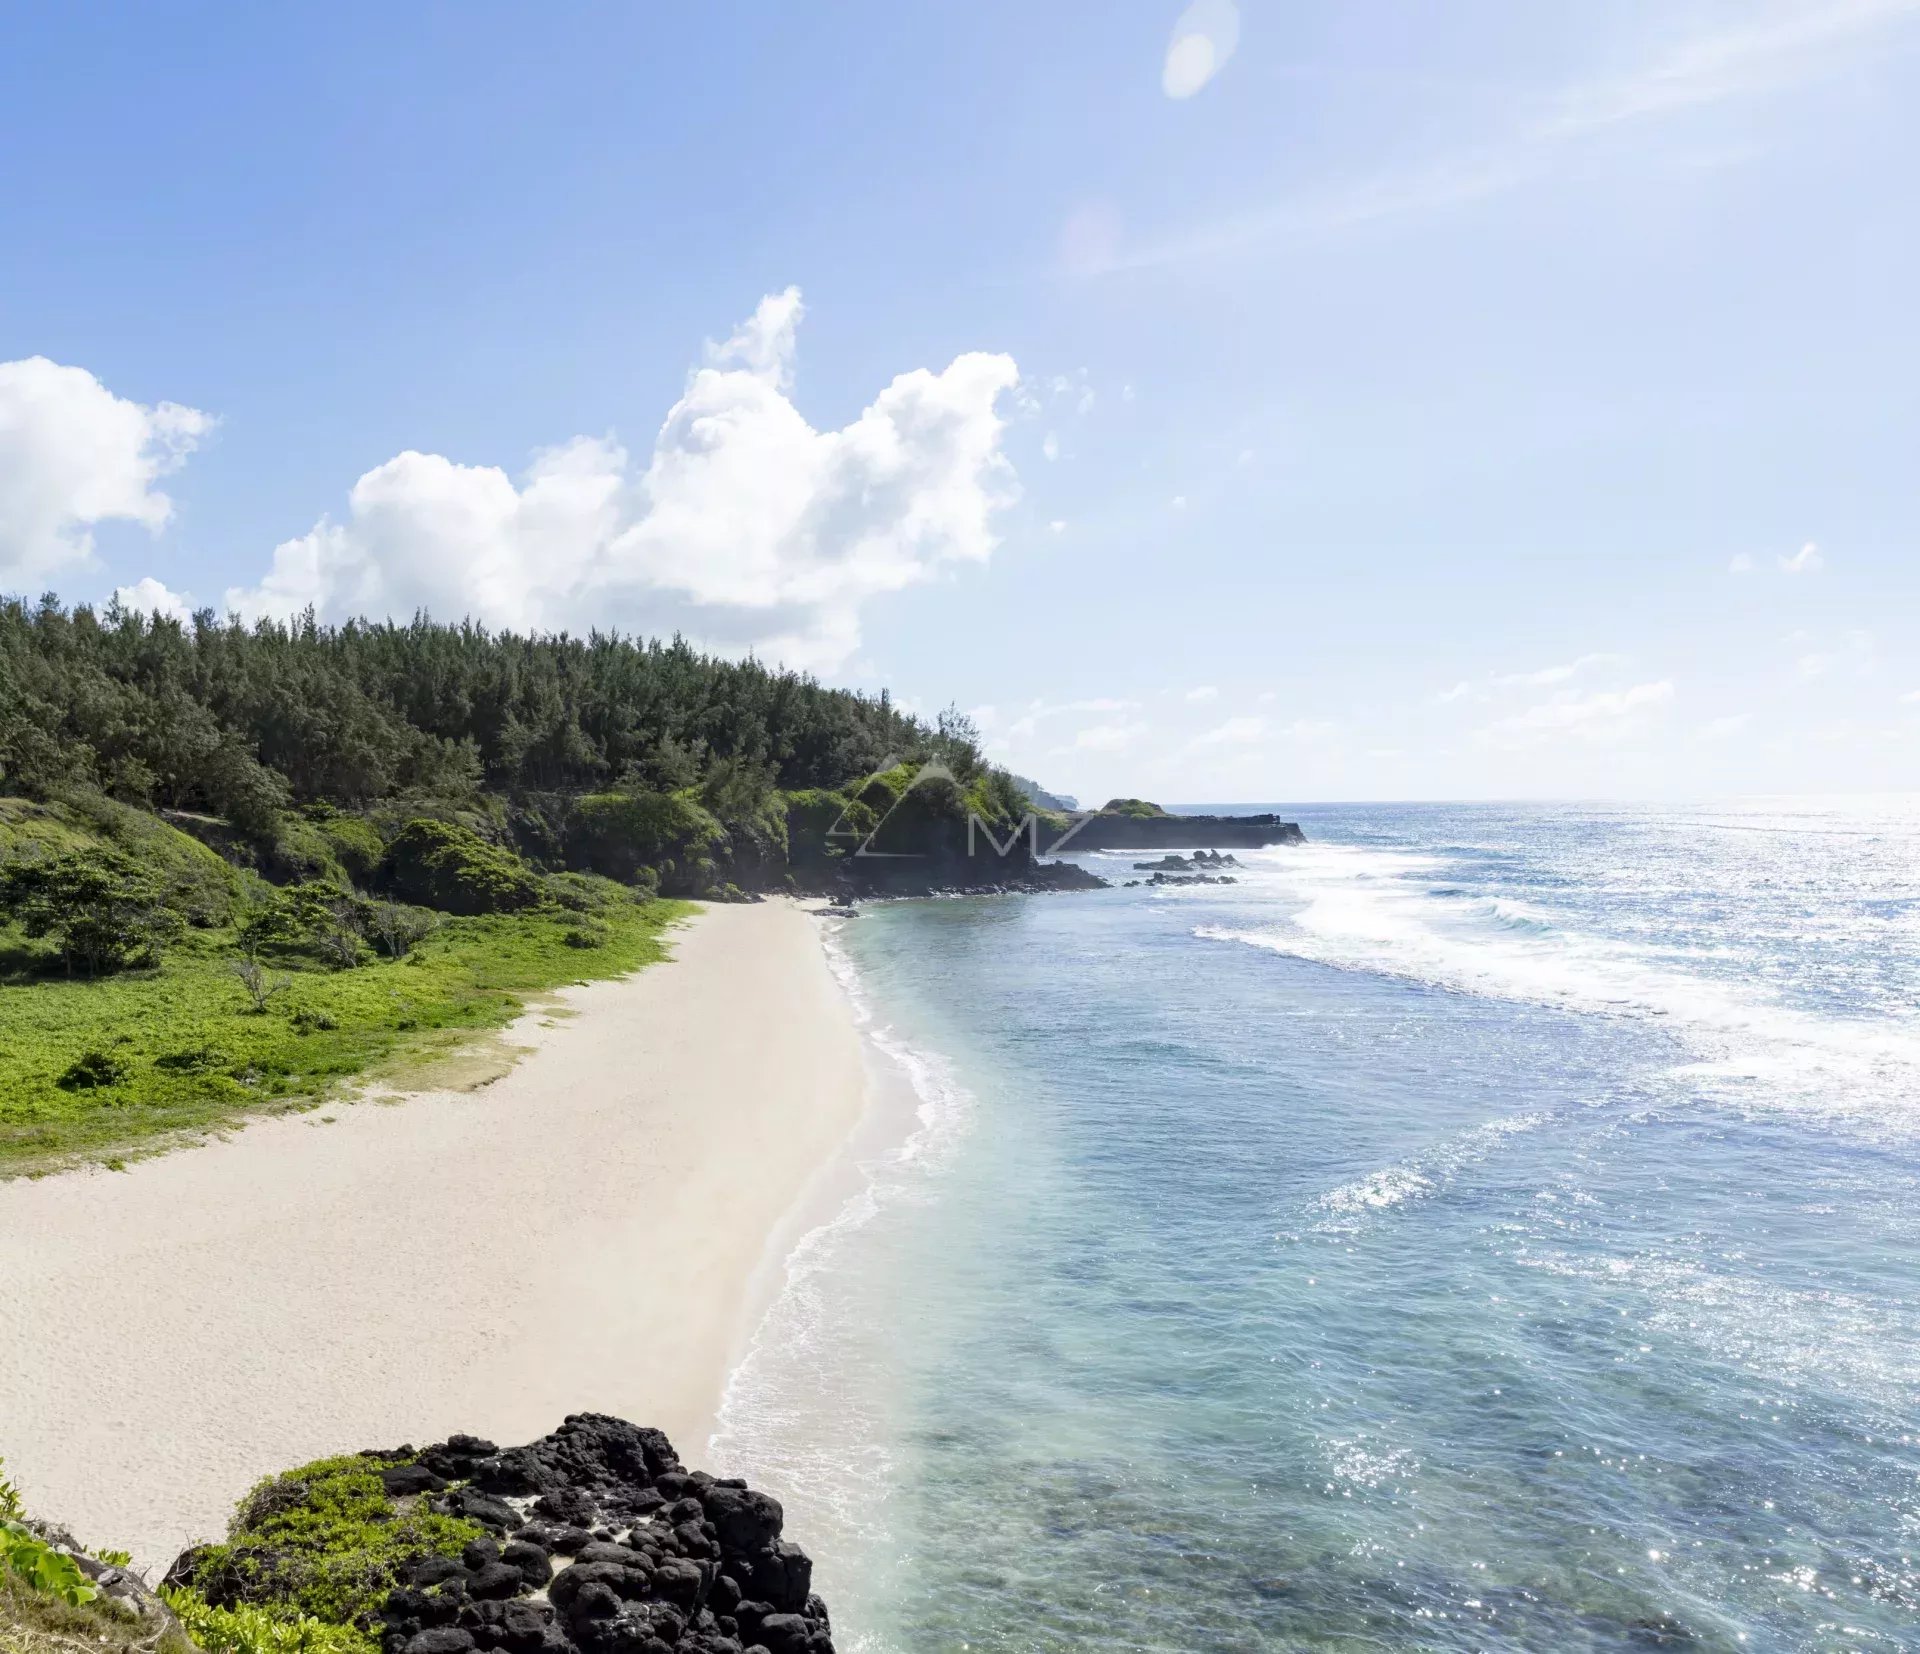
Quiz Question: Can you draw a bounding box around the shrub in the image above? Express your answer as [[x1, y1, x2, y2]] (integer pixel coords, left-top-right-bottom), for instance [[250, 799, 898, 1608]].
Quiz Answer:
[[562, 923, 609, 950], [260, 818, 345, 886], [311, 816, 384, 886], [58, 1048, 130, 1090], [0, 849, 185, 974], [376, 820, 543, 916], [1100, 797, 1168, 818], [785, 788, 878, 868], [364, 902, 435, 959], [162, 1587, 368, 1654], [172, 1454, 482, 1638], [543, 870, 622, 914], [564, 791, 722, 893], [155, 1042, 229, 1074], [280, 886, 369, 970], [853, 763, 916, 817], [229, 958, 292, 1014], [2, 1519, 96, 1606]]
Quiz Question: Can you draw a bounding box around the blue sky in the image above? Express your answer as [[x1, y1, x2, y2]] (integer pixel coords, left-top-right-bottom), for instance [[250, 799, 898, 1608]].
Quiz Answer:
[[2, 1, 1916, 802]]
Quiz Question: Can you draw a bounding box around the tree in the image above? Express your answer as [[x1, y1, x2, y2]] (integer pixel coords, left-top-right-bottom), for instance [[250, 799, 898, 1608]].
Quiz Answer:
[[228, 956, 291, 1013], [0, 851, 184, 975], [367, 901, 436, 959]]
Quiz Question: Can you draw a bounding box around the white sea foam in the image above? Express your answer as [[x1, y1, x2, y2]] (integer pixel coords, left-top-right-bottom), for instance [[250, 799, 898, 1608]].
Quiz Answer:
[[1310, 1114, 1548, 1233], [1196, 842, 1920, 1127], [708, 919, 975, 1638]]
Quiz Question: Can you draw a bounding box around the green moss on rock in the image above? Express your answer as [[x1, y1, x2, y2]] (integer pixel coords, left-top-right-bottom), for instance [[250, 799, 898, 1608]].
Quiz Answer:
[[174, 1455, 483, 1651]]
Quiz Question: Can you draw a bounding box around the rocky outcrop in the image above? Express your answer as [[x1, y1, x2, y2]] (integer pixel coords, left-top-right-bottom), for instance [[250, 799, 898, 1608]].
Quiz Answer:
[[1055, 812, 1303, 852], [168, 1415, 833, 1654], [1131, 852, 1239, 872], [823, 859, 1106, 899]]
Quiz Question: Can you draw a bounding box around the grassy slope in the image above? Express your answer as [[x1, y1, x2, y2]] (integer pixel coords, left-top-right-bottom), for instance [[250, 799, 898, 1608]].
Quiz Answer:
[[0, 799, 694, 1173], [0, 1572, 195, 1654]]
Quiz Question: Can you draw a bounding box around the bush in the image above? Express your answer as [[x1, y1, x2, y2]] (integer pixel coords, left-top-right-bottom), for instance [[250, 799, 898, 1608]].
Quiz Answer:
[[0, 850, 185, 974], [155, 1043, 229, 1074], [542, 870, 622, 914], [562, 923, 609, 950], [162, 1587, 368, 1654], [2, 1519, 96, 1607], [260, 818, 345, 886], [785, 788, 877, 867], [376, 820, 543, 916], [364, 902, 435, 960], [171, 1454, 482, 1638], [564, 791, 722, 893], [853, 763, 916, 817], [311, 816, 384, 886], [58, 1048, 131, 1090]]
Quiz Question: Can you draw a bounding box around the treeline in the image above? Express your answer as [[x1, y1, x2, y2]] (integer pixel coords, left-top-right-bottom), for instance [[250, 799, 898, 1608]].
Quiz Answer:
[[0, 594, 1029, 916], [0, 595, 938, 815]]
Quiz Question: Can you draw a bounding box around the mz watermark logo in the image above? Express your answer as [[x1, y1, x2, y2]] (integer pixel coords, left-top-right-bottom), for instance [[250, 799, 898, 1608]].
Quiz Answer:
[[830, 757, 1094, 860]]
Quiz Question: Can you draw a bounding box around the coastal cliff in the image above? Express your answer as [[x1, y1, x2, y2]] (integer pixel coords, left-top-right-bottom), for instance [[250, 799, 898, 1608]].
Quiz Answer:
[[164, 1415, 834, 1654]]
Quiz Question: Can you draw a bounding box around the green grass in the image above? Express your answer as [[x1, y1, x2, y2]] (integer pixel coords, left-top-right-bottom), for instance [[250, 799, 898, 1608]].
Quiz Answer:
[[0, 896, 692, 1174], [1, 1570, 197, 1654]]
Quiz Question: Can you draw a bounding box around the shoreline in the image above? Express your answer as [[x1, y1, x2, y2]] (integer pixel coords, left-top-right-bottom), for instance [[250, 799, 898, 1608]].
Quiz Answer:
[[0, 897, 871, 1574]]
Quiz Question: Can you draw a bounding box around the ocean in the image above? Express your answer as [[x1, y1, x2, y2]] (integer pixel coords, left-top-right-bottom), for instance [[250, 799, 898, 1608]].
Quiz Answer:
[[713, 800, 1920, 1652]]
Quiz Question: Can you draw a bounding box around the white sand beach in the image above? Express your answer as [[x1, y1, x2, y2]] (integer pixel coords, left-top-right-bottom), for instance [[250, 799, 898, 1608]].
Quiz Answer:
[[0, 899, 868, 1574]]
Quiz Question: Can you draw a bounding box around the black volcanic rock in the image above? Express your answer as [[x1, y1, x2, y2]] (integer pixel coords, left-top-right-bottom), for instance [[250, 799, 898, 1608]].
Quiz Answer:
[[171, 1414, 834, 1654], [1060, 811, 1302, 852]]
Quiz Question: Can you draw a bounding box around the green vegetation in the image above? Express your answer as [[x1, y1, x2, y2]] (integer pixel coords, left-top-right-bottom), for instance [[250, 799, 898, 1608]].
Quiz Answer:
[[0, 862, 688, 1170], [0, 1527, 92, 1611], [375, 819, 543, 915], [0, 853, 185, 976], [1099, 797, 1170, 818], [173, 1455, 482, 1654], [0, 603, 1060, 1169], [161, 1587, 365, 1654], [2, 1570, 198, 1654], [564, 789, 723, 891]]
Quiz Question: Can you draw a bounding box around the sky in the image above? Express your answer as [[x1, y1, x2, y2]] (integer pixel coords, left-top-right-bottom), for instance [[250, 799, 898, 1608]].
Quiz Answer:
[[2, 0, 1917, 803]]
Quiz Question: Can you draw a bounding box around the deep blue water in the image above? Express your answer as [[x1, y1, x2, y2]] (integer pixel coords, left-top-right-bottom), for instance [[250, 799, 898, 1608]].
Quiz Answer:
[[716, 801, 1920, 1652]]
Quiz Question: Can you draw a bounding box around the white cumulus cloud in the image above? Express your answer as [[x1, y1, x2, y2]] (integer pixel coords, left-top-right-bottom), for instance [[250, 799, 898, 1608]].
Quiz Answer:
[[112, 576, 194, 623], [220, 290, 1020, 671], [1779, 540, 1823, 574], [0, 357, 212, 586]]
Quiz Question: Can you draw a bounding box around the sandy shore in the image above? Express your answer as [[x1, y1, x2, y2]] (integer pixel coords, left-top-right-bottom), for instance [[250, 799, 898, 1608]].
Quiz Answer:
[[0, 899, 868, 1573]]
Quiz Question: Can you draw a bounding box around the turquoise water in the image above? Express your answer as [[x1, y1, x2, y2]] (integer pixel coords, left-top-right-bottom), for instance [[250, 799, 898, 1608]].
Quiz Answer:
[[716, 801, 1920, 1652]]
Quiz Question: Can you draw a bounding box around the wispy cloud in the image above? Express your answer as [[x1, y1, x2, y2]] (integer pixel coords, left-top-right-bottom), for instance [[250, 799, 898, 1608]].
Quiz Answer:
[[1779, 539, 1824, 574], [1185, 685, 1220, 703], [1479, 679, 1675, 747], [1440, 652, 1627, 704], [1004, 696, 1141, 743], [1057, 719, 1149, 754], [1098, 0, 1919, 272], [1794, 627, 1873, 679], [1194, 714, 1266, 746]]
